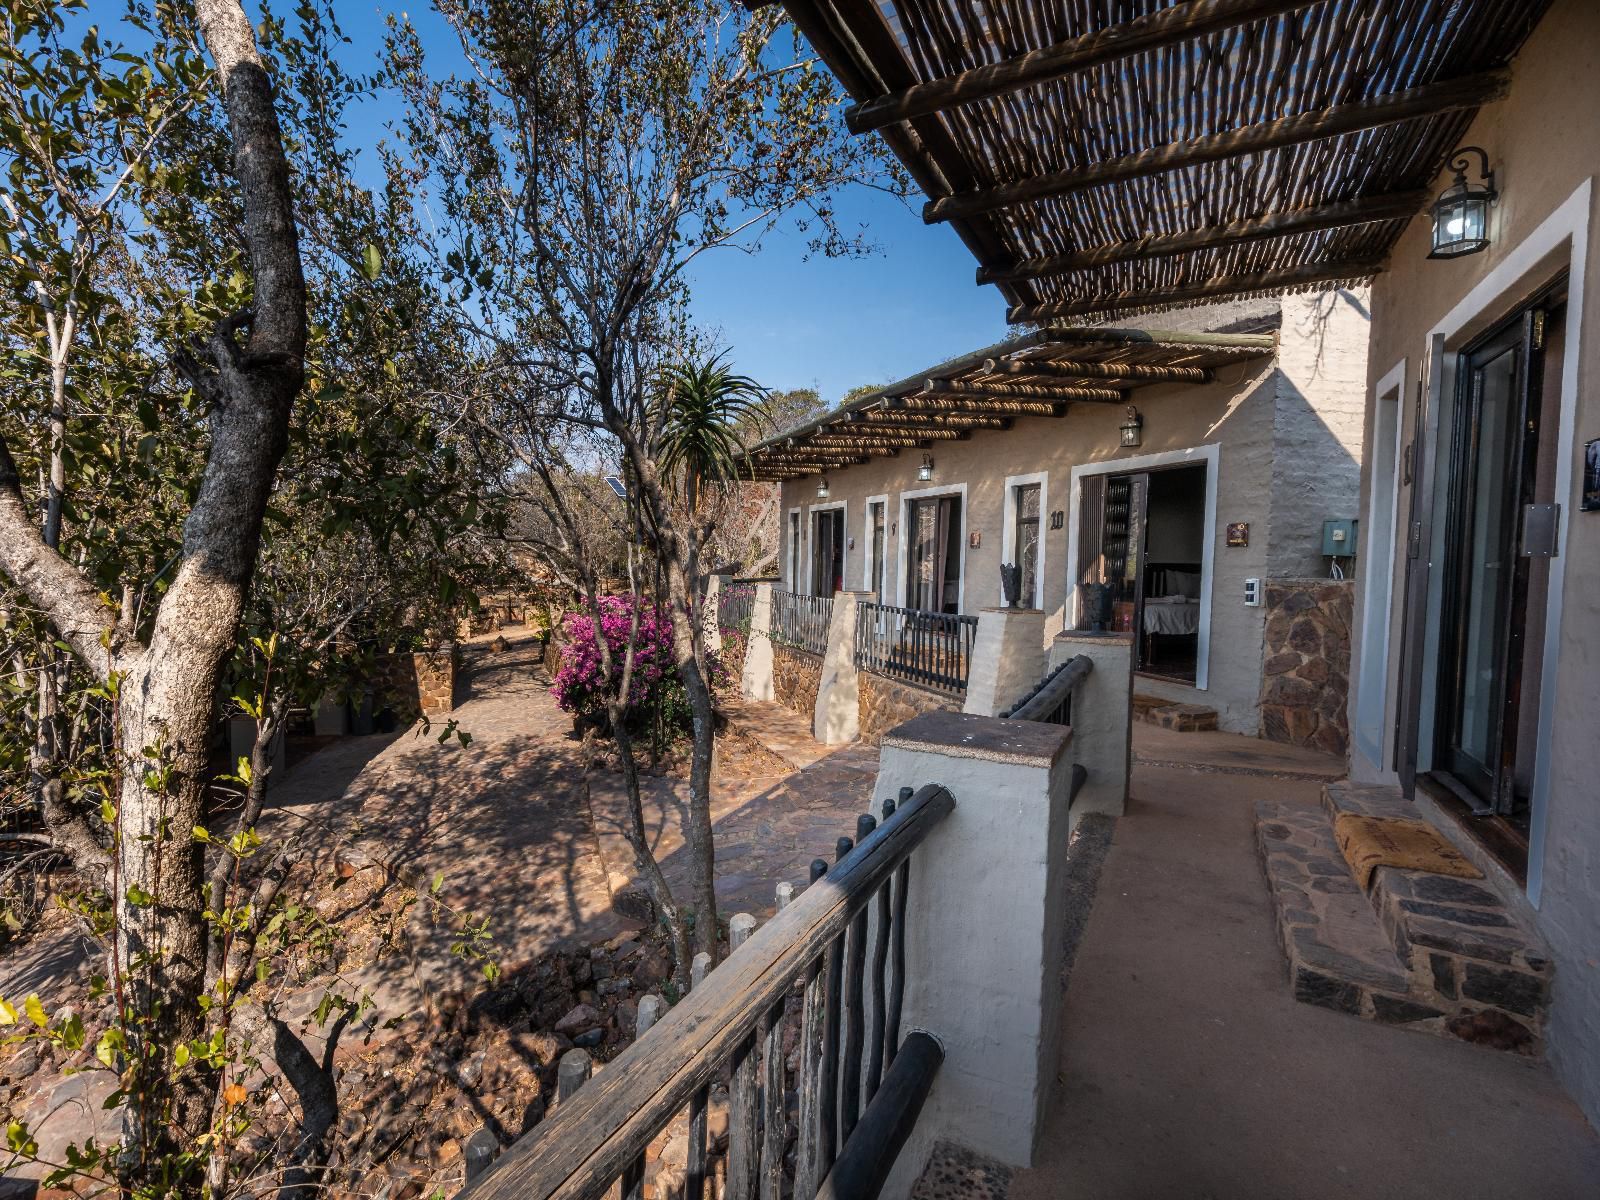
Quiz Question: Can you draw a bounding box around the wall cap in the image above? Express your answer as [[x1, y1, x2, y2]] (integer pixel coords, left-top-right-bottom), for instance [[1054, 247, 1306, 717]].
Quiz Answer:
[[881, 710, 1071, 768], [1054, 631, 1133, 645]]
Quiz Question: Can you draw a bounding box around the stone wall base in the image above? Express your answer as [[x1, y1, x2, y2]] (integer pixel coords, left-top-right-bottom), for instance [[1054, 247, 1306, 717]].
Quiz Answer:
[[773, 645, 823, 720], [1259, 579, 1352, 756], [857, 671, 961, 745], [372, 645, 458, 721]]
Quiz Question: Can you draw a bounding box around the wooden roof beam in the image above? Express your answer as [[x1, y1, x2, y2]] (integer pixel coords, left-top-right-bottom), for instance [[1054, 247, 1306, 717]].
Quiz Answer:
[[981, 358, 1212, 385], [855, 412, 1013, 431], [926, 69, 1510, 224], [847, 0, 1314, 134], [977, 191, 1430, 284], [922, 379, 1124, 403], [890, 396, 1068, 418], [806, 429, 971, 447], [1039, 327, 1277, 351], [1008, 259, 1384, 324]]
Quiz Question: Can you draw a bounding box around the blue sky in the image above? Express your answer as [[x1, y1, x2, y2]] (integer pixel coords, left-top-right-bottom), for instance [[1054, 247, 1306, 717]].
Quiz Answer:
[[328, 2, 1008, 407]]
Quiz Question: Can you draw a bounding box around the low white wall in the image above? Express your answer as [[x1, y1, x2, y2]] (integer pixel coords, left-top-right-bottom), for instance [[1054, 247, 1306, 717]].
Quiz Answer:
[[740, 583, 775, 703], [1048, 632, 1134, 821], [963, 608, 1048, 718], [813, 591, 865, 744], [873, 711, 1076, 1194]]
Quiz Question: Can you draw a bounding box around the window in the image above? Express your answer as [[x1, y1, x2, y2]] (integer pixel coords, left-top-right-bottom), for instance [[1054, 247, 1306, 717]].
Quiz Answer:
[[905, 495, 962, 613], [1012, 483, 1040, 607]]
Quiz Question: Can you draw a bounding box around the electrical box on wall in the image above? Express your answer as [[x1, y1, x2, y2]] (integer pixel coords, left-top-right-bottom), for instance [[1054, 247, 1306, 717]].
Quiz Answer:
[[1322, 518, 1358, 557], [1243, 577, 1262, 607]]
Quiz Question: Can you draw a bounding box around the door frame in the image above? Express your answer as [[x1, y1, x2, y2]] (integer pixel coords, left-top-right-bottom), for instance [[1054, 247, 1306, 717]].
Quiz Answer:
[[896, 482, 967, 613], [785, 506, 802, 592], [1000, 471, 1049, 610], [1353, 358, 1408, 776], [805, 499, 847, 596], [1398, 177, 1589, 906], [863, 493, 889, 604], [1067, 444, 1220, 691]]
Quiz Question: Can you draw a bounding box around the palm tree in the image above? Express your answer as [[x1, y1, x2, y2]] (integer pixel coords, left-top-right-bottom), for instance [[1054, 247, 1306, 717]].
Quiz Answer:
[[654, 353, 768, 513]]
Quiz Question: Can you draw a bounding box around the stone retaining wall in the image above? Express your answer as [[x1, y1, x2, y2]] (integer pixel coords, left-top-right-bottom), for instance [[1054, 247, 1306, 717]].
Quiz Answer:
[[372, 645, 458, 721], [772, 644, 823, 720], [1258, 578, 1353, 756], [857, 670, 961, 745]]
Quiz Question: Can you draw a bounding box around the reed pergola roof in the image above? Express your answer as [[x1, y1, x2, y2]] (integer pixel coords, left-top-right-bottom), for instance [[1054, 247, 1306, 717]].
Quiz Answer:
[[738, 325, 1273, 480], [752, 0, 1551, 323]]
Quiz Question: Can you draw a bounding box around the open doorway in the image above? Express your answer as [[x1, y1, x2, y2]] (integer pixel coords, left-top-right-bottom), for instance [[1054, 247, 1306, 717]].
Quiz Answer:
[[811, 507, 844, 596], [1075, 460, 1207, 684]]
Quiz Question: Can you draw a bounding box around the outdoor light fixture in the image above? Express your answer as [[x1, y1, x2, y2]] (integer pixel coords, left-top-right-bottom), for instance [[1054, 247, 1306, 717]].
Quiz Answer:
[[918, 453, 934, 482], [1120, 406, 1144, 449], [816, 476, 830, 499], [1429, 146, 1496, 259]]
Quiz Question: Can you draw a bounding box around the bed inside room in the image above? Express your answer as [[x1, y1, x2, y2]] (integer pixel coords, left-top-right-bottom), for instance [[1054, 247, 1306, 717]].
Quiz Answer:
[[1139, 465, 1206, 683]]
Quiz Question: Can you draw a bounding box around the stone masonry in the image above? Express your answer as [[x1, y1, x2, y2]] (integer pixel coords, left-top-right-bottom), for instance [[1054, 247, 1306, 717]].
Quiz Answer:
[[371, 645, 458, 721], [1255, 781, 1552, 1054], [857, 671, 961, 745], [1259, 578, 1352, 756], [772, 644, 822, 721]]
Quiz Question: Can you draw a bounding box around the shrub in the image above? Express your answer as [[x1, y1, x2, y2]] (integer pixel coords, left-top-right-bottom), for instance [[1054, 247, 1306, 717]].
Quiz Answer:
[[553, 594, 725, 734]]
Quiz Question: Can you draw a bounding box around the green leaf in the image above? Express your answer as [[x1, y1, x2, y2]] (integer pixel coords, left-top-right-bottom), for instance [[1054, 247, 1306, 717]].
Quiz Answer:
[[0, 999, 16, 1025], [24, 995, 46, 1027], [7, 1121, 36, 1155], [362, 243, 382, 281], [124, 884, 154, 908], [173, 1042, 189, 1068], [430, 871, 444, 895]]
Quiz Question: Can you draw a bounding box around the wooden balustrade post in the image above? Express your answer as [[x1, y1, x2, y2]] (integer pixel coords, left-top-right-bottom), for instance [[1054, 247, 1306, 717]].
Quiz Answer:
[[621, 996, 666, 1200], [557, 1049, 592, 1104], [794, 859, 831, 1199], [727, 915, 760, 1200], [688, 952, 713, 1200]]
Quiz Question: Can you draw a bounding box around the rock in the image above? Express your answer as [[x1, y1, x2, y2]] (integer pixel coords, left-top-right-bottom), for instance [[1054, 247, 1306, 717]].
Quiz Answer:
[[435, 1137, 461, 1165], [554, 1004, 600, 1036], [1447, 1008, 1535, 1052], [571, 1027, 604, 1049], [632, 948, 670, 989], [4, 1043, 41, 1082], [610, 936, 642, 958], [597, 976, 630, 997], [457, 1050, 486, 1088]]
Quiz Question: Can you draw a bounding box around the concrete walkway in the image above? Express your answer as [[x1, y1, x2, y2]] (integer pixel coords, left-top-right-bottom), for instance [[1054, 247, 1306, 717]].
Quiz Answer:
[[1009, 751, 1600, 1199]]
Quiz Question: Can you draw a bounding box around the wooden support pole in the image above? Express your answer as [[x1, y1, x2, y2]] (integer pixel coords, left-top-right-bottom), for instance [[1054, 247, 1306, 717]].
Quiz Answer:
[[1008, 259, 1385, 323], [977, 190, 1430, 284], [925, 69, 1510, 223], [846, 0, 1314, 133], [557, 1049, 592, 1105], [980, 358, 1212, 384], [922, 379, 1124, 403]]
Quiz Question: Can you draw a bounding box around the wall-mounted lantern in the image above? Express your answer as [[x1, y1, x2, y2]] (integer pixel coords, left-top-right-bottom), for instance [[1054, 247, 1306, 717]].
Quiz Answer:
[[816, 476, 830, 499], [1120, 406, 1144, 449], [917, 453, 934, 482], [1429, 146, 1496, 260]]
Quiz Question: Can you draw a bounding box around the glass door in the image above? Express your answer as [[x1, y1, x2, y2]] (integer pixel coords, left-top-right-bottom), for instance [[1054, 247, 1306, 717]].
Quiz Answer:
[[906, 496, 961, 613], [1435, 311, 1546, 813], [869, 501, 886, 602]]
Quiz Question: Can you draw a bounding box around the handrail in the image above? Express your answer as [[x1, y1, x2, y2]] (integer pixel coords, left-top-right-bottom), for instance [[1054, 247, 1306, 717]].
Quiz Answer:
[[815, 1031, 943, 1200], [1001, 654, 1092, 723], [463, 784, 956, 1200], [854, 602, 977, 695]]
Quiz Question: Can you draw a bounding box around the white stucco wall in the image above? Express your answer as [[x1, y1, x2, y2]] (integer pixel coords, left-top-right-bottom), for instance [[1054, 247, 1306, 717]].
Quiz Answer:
[[1345, 0, 1600, 1128]]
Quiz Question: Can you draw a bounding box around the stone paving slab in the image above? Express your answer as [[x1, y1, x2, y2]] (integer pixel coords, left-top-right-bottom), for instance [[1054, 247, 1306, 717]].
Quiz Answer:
[[717, 696, 834, 772], [586, 714, 880, 923], [1256, 787, 1551, 1054]]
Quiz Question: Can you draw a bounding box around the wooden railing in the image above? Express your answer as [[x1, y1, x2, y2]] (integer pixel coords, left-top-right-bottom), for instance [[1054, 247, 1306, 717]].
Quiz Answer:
[[771, 589, 833, 655], [1000, 654, 1092, 725], [462, 784, 955, 1200], [854, 603, 977, 696]]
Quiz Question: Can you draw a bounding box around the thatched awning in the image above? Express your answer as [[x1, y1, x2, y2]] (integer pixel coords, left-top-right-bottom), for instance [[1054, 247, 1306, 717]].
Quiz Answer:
[[739, 325, 1273, 480], [754, 0, 1550, 323]]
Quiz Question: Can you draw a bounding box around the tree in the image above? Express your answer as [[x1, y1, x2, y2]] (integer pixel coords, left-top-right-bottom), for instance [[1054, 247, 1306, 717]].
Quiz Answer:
[[386, 0, 902, 964]]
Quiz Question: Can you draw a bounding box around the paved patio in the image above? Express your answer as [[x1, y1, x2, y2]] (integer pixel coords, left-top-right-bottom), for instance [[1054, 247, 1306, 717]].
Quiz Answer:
[[1006, 746, 1600, 1199]]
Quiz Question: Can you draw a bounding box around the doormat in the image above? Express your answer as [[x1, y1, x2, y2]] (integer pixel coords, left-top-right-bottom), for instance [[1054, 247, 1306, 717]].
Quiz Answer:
[[1333, 813, 1484, 890]]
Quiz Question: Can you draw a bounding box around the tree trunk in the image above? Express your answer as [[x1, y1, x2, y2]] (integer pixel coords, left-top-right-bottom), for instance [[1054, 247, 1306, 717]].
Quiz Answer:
[[662, 549, 719, 961]]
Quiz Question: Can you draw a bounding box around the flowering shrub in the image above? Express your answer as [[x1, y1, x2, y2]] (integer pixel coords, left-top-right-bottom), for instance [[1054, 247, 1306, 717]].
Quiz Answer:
[[553, 594, 727, 731]]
